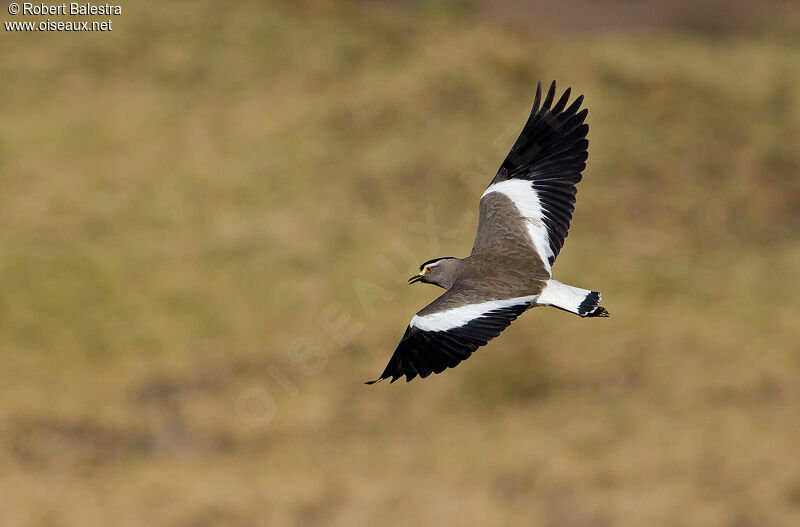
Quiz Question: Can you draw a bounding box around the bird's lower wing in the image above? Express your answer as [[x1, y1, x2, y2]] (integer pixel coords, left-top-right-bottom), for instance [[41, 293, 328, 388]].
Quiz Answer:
[[367, 291, 536, 384]]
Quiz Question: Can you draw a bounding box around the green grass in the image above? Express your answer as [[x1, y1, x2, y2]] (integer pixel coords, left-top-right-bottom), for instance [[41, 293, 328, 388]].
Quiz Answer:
[[1, 1, 799, 525]]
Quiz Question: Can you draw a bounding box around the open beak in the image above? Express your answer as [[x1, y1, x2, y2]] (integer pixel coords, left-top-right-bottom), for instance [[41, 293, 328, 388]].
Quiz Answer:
[[408, 272, 424, 284]]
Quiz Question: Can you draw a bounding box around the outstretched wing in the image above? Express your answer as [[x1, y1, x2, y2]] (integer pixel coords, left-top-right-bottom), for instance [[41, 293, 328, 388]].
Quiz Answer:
[[473, 81, 588, 275], [367, 285, 536, 384]]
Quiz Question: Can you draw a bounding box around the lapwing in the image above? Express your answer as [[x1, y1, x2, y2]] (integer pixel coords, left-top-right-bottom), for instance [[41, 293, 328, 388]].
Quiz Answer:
[[368, 81, 608, 384]]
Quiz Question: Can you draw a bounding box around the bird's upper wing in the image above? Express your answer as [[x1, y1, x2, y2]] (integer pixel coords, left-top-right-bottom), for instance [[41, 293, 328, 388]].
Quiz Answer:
[[472, 81, 588, 275], [367, 284, 536, 384]]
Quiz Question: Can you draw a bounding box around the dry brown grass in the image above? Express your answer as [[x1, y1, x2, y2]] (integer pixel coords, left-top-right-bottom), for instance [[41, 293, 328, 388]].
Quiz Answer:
[[1, 1, 800, 525]]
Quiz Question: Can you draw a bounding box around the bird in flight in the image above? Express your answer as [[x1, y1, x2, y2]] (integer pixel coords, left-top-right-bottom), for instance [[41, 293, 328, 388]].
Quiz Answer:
[[367, 81, 608, 384]]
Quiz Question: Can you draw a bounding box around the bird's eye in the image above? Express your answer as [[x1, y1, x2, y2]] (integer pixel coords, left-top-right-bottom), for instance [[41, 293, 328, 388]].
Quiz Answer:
[[425, 266, 432, 273]]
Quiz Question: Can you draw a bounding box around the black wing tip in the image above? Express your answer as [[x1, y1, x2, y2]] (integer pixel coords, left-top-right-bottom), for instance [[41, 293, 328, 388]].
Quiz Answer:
[[365, 367, 443, 385], [498, 81, 588, 177], [541, 80, 557, 111], [536, 81, 584, 115], [365, 372, 407, 385], [532, 81, 543, 112]]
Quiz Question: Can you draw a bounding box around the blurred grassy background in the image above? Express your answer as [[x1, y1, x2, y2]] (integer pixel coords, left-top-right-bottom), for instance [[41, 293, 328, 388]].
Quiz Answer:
[[2, 0, 800, 525]]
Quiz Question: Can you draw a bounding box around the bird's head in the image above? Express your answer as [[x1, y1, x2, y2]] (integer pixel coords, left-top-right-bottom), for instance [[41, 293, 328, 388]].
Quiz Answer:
[[408, 257, 461, 289]]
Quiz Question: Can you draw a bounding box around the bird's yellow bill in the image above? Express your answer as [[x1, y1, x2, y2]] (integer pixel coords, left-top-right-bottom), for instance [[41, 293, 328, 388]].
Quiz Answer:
[[408, 270, 426, 284]]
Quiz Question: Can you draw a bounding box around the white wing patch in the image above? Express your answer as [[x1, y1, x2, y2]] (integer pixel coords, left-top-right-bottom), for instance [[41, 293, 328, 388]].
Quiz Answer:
[[482, 179, 553, 275], [410, 295, 537, 332]]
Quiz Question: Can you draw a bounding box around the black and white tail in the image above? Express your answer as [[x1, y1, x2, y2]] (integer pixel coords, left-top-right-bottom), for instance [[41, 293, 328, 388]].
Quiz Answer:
[[537, 279, 609, 317]]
